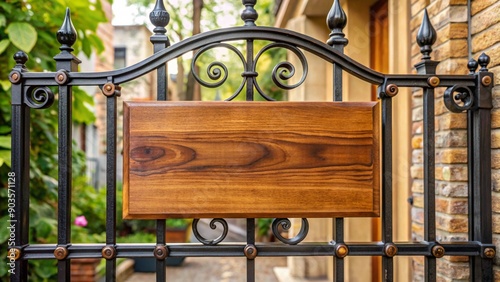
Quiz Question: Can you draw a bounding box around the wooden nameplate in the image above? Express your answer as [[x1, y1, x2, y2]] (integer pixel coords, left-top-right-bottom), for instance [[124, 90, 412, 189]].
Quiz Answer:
[[123, 102, 380, 219]]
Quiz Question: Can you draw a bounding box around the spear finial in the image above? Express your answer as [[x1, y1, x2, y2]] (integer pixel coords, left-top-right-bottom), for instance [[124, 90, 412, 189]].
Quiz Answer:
[[416, 9, 437, 61]]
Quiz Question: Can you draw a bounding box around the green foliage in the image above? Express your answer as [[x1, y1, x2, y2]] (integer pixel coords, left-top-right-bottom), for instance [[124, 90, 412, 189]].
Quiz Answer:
[[0, 0, 108, 280]]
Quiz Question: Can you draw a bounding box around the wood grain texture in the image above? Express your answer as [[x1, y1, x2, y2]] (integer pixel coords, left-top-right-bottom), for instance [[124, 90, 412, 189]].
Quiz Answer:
[[123, 102, 380, 219]]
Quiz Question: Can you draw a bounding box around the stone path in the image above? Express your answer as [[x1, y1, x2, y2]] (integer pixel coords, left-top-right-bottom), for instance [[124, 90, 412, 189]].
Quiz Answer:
[[125, 256, 287, 282]]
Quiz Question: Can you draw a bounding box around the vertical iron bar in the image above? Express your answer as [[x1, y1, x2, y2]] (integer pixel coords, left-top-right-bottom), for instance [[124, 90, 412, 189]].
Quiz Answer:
[[381, 96, 393, 281], [150, 1, 170, 280], [10, 77, 29, 282], [470, 63, 494, 281], [56, 80, 72, 282], [470, 109, 493, 281], [247, 219, 256, 282], [415, 10, 438, 280], [156, 220, 166, 282], [423, 86, 437, 282], [105, 93, 117, 281], [54, 9, 80, 281], [327, 0, 348, 279], [467, 110, 475, 280], [246, 40, 254, 101]]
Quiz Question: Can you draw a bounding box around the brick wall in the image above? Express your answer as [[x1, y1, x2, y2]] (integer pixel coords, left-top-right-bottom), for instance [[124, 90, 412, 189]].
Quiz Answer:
[[410, 0, 500, 280]]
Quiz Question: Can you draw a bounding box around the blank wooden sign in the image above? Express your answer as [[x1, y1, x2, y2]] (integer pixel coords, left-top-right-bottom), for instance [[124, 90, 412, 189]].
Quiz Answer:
[[123, 102, 380, 219]]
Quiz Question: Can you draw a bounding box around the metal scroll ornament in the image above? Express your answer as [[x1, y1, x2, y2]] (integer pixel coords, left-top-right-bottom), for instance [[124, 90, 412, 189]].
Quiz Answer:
[[192, 41, 308, 101], [272, 218, 309, 245], [25, 87, 55, 109], [192, 218, 229, 246], [443, 85, 474, 113], [191, 43, 247, 101], [254, 43, 308, 101]]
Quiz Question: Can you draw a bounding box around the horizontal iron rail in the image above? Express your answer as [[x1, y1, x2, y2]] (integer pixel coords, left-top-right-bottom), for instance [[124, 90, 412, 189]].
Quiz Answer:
[[21, 242, 489, 259]]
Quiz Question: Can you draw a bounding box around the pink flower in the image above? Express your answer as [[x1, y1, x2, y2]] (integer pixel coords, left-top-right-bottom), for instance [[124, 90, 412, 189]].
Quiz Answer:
[[74, 215, 88, 227]]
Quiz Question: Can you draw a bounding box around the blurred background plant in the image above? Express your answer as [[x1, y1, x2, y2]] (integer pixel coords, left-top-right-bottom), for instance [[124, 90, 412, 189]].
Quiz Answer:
[[0, 0, 107, 280]]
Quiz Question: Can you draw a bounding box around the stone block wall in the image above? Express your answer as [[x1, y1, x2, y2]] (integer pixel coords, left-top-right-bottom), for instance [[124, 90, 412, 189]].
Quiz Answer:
[[410, 0, 500, 280]]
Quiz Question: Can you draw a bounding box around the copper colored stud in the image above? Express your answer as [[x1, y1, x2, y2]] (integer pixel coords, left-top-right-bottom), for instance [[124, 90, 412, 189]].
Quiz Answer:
[[9, 71, 21, 84], [55, 71, 69, 85], [427, 76, 440, 87], [102, 83, 115, 96], [335, 244, 348, 258], [384, 244, 398, 258], [54, 246, 69, 260], [101, 246, 116, 260], [154, 246, 168, 260], [431, 245, 445, 258], [482, 76, 492, 86], [244, 244, 258, 260], [484, 248, 496, 259], [385, 84, 399, 97], [8, 248, 21, 261]]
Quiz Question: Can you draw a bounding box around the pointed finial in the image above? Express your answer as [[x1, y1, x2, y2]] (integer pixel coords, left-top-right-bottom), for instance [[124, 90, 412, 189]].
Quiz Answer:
[[467, 58, 478, 74], [416, 9, 437, 60], [326, 0, 348, 47], [241, 0, 258, 26], [57, 8, 77, 52], [478, 53, 490, 72], [149, 0, 170, 35], [14, 51, 28, 66]]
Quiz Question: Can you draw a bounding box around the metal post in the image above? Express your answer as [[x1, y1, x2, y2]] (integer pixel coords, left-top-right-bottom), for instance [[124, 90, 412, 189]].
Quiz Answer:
[[54, 8, 81, 281], [469, 53, 494, 281], [9, 51, 30, 282], [149, 1, 170, 280], [415, 9, 439, 282], [327, 1, 348, 280]]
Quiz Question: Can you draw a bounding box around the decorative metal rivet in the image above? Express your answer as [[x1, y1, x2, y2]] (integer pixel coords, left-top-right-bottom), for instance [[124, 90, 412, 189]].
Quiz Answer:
[[8, 248, 21, 261], [385, 84, 399, 97], [102, 83, 115, 96], [9, 71, 21, 84], [431, 245, 445, 258], [54, 246, 69, 260], [427, 76, 440, 87], [484, 248, 496, 259], [482, 76, 492, 86], [244, 244, 258, 260], [101, 246, 116, 260], [55, 71, 69, 85], [154, 245, 169, 260], [335, 244, 348, 258], [384, 244, 398, 258]]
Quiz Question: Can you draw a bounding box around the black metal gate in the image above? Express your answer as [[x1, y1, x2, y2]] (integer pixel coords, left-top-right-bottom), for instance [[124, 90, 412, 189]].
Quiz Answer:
[[8, 0, 495, 281]]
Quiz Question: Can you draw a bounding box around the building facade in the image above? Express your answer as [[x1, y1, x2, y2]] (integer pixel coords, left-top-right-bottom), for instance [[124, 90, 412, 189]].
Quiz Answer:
[[275, 0, 500, 281]]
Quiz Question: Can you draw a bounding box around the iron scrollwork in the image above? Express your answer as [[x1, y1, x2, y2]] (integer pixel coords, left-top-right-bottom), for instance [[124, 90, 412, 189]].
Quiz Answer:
[[192, 218, 229, 246], [443, 85, 474, 113], [24, 86, 55, 109], [191, 41, 308, 101], [254, 42, 308, 101], [191, 43, 247, 101], [272, 218, 309, 245]]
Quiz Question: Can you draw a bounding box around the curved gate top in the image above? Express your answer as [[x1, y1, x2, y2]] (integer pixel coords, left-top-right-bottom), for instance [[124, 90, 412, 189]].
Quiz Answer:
[[8, 0, 494, 281]]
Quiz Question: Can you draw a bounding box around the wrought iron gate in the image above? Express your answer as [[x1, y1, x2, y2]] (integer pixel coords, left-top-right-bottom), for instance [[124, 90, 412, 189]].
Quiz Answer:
[[8, 0, 495, 281]]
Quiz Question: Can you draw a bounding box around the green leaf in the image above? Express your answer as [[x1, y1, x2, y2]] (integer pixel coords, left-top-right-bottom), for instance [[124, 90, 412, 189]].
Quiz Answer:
[[0, 136, 11, 149], [0, 80, 11, 91], [0, 39, 9, 55], [35, 218, 56, 239], [6, 22, 38, 53], [0, 216, 12, 242], [0, 14, 5, 27], [0, 2, 12, 14], [0, 149, 11, 167]]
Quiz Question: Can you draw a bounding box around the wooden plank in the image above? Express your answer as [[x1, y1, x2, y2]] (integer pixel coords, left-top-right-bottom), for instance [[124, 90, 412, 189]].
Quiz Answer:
[[123, 101, 380, 219]]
